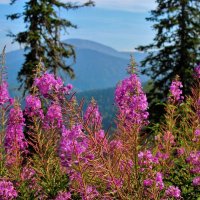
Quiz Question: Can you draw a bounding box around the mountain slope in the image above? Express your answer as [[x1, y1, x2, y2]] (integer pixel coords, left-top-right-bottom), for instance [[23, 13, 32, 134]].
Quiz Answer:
[[5, 39, 148, 94], [67, 38, 146, 60]]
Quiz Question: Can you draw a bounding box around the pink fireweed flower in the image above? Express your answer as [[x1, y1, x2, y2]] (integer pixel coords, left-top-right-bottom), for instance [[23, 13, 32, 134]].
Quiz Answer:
[[197, 99, 200, 118], [34, 73, 72, 96], [55, 191, 71, 200], [82, 186, 99, 200], [186, 151, 200, 174], [169, 78, 184, 102], [194, 129, 200, 137], [193, 129, 200, 142], [84, 100, 102, 128], [5, 105, 27, 155], [34, 73, 62, 95], [0, 81, 13, 106], [0, 180, 18, 199], [192, 176, 200, 186], [155, 151, 169, 161], [25, 95, 44, 119], [63, 83, 73, 94], [176, 147, 185, 156], [155, 172, 164, 190], [58, 83, 73, 98], [44, 103, 63, 129], [59, 124, 88, 169], [59, 125, 99, 199], [25, 95, 41, 110], [194, 64, 200, 79], [143, 179, 153, 187], [165, 186, 181, 198], [138, 150, 158, 170], [143, 172, 164, 190], [115, 74, 149, 126]]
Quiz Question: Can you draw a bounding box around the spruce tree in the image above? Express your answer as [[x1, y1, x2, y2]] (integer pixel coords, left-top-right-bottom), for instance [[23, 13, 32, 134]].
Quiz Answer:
[[137, 0, 200, 109], [7, 0, 94, 92]]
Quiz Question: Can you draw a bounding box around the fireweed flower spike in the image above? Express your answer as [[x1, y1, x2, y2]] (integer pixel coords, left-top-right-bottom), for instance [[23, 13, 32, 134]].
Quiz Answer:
[[34, 73, 72, 96], [0, 81, 13, 106], [115, 73, 149, 127], [59, 125, 100, 199], [59, 124, 88, 169], [4, 103, 27, 165], [169, 75, 184, 103], [0, 180, 18, 199]]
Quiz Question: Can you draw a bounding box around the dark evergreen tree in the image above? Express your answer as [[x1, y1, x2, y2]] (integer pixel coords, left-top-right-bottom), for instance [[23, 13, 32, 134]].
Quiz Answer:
[[7, 0, 94, 92], [137, 0, 200, 113]]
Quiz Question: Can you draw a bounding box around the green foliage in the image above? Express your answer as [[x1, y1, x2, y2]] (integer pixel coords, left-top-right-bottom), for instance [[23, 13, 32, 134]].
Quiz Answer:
[[137, 0, 200, 120], [7, 0, 94, 93], [153, 79, 200, 199], [166, 162, 200, 199], [28, 125, 69, 198]]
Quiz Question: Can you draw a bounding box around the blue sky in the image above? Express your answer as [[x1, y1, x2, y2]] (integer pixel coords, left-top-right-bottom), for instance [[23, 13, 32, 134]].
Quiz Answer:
[[0, 0, 156, 52]]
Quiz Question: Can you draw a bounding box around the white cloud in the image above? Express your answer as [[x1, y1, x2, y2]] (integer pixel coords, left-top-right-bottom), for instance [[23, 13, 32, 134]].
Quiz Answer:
[[72, 0, 156, 12]]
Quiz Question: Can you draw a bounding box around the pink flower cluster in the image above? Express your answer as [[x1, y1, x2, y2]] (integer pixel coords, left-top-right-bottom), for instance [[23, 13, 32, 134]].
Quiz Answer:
[[59, 124, 88, 169], [193, 129, 200, 142], [59, 124, 111, 198], [55, 191, 71, 200], [0, 81, 12, 106], [169, 80, 184, 102], [138, 150, 158, 170], [194, 64, 200, 79], [81, 186, 99, 200], [44, 103, 63, 129], [0, 180, 18, 199], [143, 172, 164, 190], [187, 151, 200, 186], [34, 73, 72, 96], [165, 186, 181, 198], [25, 95, 44, 118], [115, 74, 149, 126], [187, 151, 200, 174], [4, 106, 27, 160], [192, 176, 200, 186]]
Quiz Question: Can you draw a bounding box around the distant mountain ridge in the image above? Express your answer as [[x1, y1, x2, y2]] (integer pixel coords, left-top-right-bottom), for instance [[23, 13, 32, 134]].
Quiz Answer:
[[5, 38, 148, 95], [67, 38, 147, 61], [67, 38, 131, 60]]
